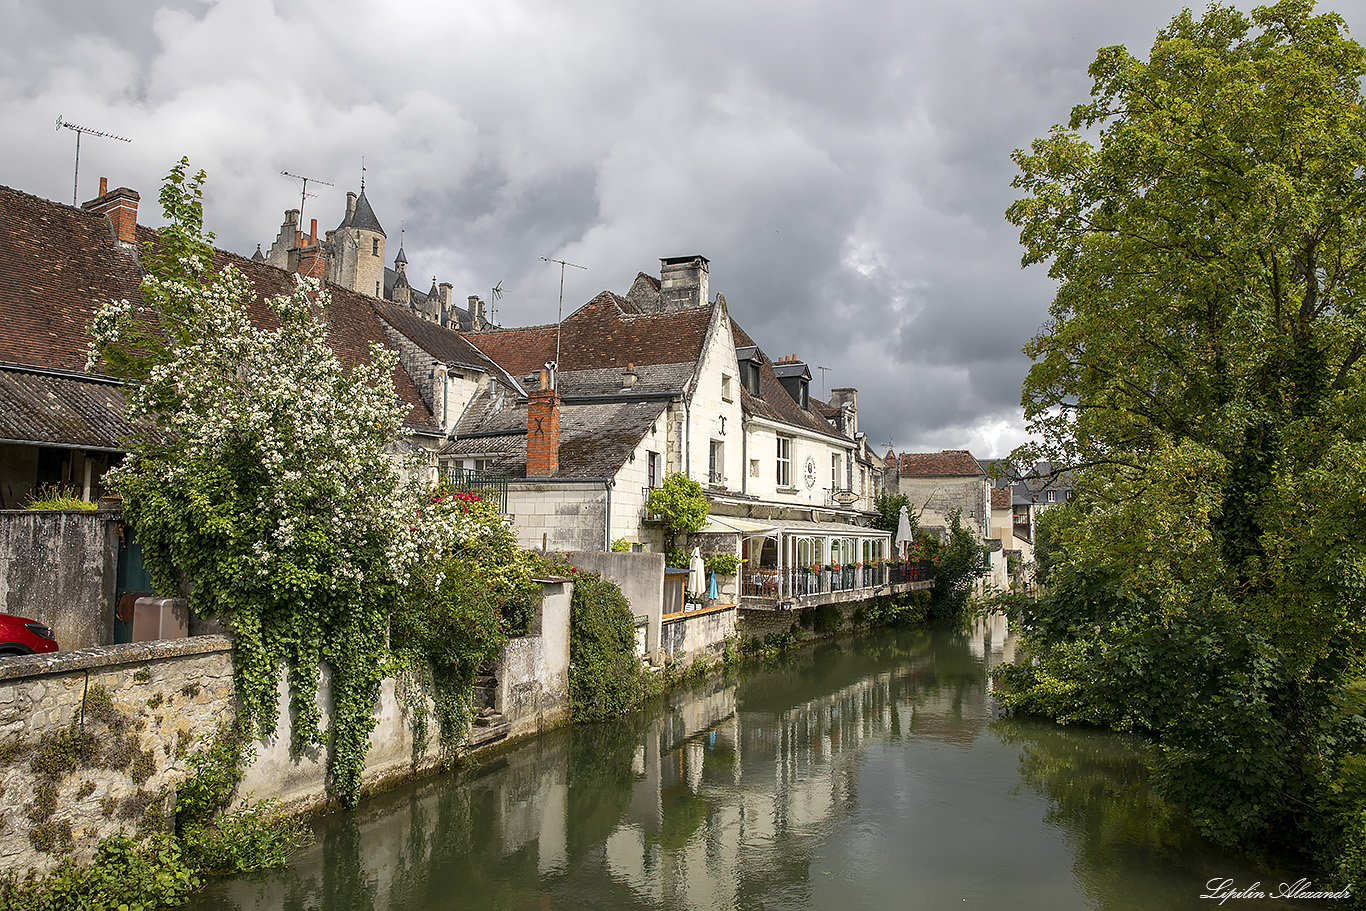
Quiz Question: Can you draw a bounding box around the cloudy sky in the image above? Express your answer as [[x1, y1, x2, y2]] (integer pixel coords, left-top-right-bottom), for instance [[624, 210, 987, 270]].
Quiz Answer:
[[6, 0, 1364, 458]]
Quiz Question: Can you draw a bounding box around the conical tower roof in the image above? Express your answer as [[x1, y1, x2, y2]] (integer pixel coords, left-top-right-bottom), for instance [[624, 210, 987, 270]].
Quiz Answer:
[[337, 188, 386, 237]]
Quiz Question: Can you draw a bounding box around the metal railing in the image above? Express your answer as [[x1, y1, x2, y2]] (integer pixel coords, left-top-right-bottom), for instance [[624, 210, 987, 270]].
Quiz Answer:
[[442, 468, 508, 514], [641, 486, 664, 522]]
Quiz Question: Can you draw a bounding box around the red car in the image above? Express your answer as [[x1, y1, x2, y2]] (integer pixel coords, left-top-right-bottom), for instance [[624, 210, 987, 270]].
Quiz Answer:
[[0, 614, 58, 656]]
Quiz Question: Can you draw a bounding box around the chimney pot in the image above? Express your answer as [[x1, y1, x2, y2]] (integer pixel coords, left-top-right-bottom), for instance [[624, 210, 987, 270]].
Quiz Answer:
[[310, 218, 317, 244]]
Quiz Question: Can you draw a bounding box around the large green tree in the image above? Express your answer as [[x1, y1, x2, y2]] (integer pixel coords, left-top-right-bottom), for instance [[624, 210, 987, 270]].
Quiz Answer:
[[1001, 0, 1366, 869]]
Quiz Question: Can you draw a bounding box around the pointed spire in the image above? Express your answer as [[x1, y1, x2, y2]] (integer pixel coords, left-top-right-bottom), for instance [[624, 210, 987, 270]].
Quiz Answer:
[[251, 243, 265, 262]]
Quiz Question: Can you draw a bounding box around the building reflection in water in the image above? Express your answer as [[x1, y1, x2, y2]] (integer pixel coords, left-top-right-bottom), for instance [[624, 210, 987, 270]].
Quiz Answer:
[[191, 619, 1019, 911]]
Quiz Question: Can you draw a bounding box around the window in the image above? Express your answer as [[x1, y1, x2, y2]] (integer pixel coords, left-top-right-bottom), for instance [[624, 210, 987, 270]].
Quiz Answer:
[[1046, 489, 1056, 503], [372, 238, 380, 256], [722, 374, 733, 402], [776, 437, 791, 487], [647, 451, 660, 489], [709, 440, 724, 484], [746, 362, 761, 396], [375, 281, 381, 297], [831, 453, 840, 490]]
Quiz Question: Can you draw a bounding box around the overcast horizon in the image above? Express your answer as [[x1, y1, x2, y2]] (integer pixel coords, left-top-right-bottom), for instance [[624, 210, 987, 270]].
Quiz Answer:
[[7, 0, 1364, 460]]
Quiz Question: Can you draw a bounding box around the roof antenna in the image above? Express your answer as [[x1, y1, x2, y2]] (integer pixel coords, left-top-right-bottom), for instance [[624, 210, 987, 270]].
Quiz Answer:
[[56, 115, 131, 206], [491, 280, 505, 326], [540, 256, 586, 388], [280, 170, 334, 235], [817, 365, 831, 400]]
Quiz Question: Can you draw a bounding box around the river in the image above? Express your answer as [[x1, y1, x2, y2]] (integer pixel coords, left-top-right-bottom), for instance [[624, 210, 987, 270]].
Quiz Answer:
[[186, 616, 1337, 910]]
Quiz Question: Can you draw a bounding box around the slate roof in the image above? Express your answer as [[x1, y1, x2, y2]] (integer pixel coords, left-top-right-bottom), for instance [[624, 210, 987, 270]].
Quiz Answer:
[[375, 302, 508, 377], [466, 292, 713, 377], [895, 450, 986, 477], [0, 365, 141, 449], [336, 188, 385, 236], [0, 184, 438, 436], [731, 321, 845, 443], [443, 396, 670, 479], [546, 363, 695, 399]]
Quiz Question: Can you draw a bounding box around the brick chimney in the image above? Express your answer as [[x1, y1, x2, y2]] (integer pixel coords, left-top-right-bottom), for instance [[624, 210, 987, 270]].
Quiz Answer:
[[292, 219, 326, 280], [468, 295, 485, 331], [82, 178, 140, 245], [526, 367, 560, 477], [659, 255, 709, 310]]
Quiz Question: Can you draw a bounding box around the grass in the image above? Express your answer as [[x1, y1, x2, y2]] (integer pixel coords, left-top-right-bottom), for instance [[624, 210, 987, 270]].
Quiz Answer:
[[24, 485, 96, 511]]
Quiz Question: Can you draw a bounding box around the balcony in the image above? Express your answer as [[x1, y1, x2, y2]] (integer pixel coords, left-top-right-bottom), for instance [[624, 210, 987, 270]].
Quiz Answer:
[[741, 561, 934, 608], [642, 486, 665, 523]]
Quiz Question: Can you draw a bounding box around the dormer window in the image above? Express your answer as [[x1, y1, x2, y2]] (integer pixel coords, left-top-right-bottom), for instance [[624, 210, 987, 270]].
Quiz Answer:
[[747, 362, 761, 395]]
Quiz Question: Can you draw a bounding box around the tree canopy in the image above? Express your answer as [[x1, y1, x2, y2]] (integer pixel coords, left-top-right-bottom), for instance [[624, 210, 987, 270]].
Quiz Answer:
[[1001, 0, 1366, 877]]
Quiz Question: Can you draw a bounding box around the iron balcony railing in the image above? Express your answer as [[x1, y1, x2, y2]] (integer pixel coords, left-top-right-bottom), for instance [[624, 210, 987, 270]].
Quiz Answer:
[[642, 486, 664, 522], [443, 468, 509, 514]]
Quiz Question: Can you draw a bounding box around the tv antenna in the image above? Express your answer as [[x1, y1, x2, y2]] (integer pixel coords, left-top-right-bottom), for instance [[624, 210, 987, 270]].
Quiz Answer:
[[56, 115, 131, 206], [280, 170, 333, 232], [816, 365, 831, 399], [540, 256, 586, 385], [490, 280, 505, 325]]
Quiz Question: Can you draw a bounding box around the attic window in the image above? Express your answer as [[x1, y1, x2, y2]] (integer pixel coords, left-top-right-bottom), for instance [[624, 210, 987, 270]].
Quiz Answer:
[[746, 362, 761, 396], [799, 378, 808, 409]]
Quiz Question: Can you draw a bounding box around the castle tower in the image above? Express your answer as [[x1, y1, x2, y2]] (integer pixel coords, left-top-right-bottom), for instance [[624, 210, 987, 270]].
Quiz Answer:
[[323, 185, 386, 298]]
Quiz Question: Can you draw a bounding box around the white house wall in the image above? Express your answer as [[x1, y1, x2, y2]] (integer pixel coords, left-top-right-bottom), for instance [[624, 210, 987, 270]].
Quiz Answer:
[[681, 303, 744, 489]]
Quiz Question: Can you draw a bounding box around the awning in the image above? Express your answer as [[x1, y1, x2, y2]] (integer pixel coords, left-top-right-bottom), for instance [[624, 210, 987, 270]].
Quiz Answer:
[[699, 515, 778, 536]]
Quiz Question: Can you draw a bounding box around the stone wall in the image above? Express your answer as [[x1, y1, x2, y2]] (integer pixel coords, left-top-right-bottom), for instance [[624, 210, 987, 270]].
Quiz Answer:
[[0, 580, 574, 878], [508, 483, 608, 553], [0, 637, 236, 877], [0, 510, 116, 650], [660, 605, 735, 664]]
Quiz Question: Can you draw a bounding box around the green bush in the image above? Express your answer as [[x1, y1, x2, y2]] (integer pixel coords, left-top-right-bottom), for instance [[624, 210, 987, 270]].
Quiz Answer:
[[569, 572, 642, 721], [703, 553, 741, 575]]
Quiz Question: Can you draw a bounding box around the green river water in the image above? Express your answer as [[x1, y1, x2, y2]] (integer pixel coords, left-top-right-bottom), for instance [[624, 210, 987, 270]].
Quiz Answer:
[[185, 616, 1344, 910]]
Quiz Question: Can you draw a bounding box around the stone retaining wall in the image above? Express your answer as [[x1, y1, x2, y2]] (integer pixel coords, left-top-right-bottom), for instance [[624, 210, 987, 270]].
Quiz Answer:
[[0, 579, 575, 878]]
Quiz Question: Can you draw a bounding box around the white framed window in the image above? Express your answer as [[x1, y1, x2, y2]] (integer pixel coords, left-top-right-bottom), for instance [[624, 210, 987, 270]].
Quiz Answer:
[[1046, 489, 1057, 503], [831, 453, 840, 490], [776, 437, 791, 487]]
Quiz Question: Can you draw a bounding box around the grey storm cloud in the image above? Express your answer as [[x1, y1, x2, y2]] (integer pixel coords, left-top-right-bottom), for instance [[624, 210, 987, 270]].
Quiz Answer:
[[6, 0, 1365, 458]]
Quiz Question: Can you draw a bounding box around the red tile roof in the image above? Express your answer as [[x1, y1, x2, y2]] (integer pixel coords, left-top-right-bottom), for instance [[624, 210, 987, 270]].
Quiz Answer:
[[990, 487, 1012, 509], [464, 291, 713, 378], [0, 184, 438, 432], [896, 450, 986, 477]]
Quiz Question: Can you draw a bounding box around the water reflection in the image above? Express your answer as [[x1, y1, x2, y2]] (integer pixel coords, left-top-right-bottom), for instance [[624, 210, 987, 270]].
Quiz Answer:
[[189, 616, 1319, 911]]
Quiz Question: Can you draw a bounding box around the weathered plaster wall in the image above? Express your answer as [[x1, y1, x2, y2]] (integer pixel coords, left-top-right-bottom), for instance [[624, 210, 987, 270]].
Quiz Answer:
[[0, 510, 116, 649], [893, 476, 990, 541]]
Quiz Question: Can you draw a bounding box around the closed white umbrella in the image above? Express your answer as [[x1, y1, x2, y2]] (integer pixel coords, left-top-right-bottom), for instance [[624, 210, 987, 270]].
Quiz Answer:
[[895, 505, 915, 559], [689, 547, 705, 598]]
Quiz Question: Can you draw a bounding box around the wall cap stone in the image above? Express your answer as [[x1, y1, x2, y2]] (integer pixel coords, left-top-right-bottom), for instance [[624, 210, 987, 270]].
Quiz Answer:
[[0, 635, 233, 682]]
